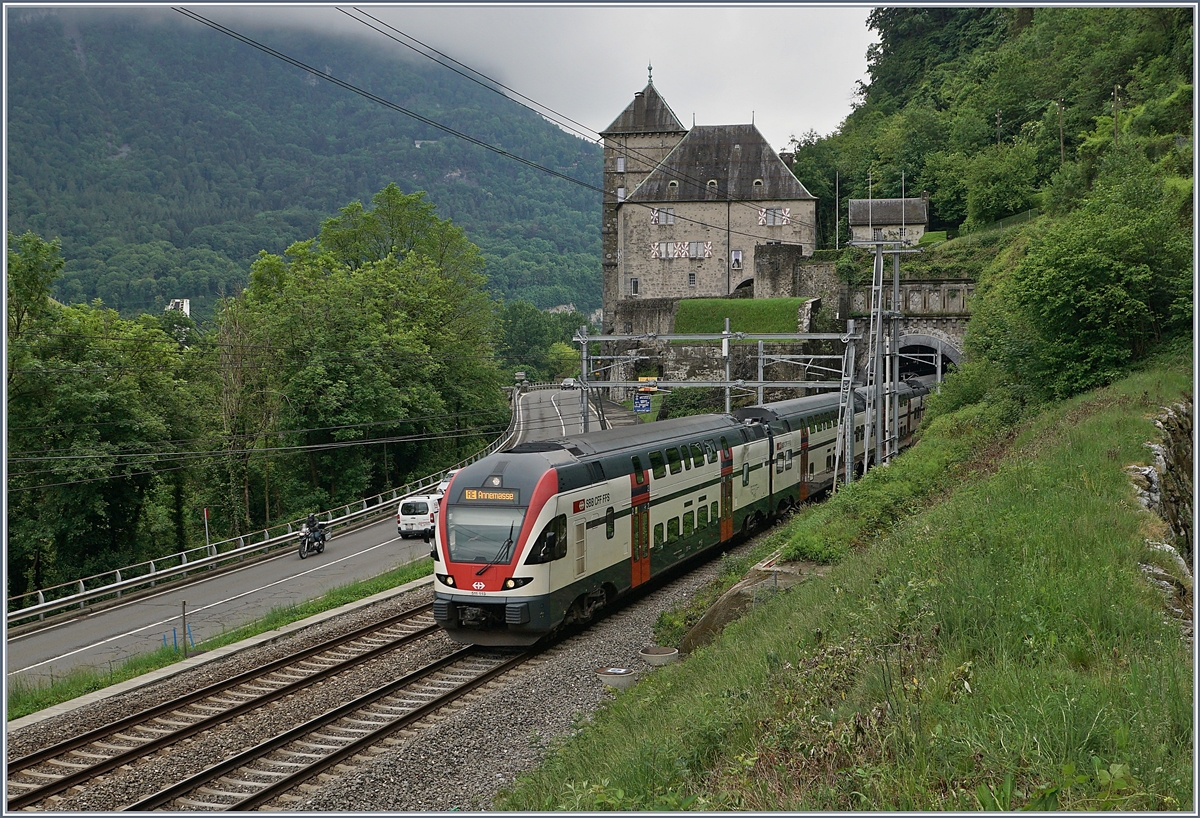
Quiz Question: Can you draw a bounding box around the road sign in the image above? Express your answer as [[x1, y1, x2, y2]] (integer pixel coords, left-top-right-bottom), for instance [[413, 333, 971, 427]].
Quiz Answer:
[[637, 377, 658, 393], [633, 394, 652, 414], [514, 371, 526, 381]]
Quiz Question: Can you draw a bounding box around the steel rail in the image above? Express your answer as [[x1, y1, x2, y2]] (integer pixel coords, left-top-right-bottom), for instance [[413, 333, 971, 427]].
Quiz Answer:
[[6, 605, 438, 810], [124, 646, 529, 810]]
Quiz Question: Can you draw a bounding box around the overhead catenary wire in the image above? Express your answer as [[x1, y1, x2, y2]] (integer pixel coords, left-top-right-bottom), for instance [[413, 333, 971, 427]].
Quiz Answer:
[[338, 6, 820, 229], [171, 7, 816, 244]]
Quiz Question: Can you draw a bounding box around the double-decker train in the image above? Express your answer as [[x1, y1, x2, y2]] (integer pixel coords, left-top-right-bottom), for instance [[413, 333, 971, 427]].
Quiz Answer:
[[432, 381, 929, 646]]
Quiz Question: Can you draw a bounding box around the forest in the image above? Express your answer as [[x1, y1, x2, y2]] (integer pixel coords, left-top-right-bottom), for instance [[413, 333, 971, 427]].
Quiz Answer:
[[6, 8, 602, 320], [793, 6, 1192, 403], [6, 184, 587, 602]]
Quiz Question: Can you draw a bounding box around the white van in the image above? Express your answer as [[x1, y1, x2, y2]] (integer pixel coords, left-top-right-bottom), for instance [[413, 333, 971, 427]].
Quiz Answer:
[[396, 495, 438, 539]]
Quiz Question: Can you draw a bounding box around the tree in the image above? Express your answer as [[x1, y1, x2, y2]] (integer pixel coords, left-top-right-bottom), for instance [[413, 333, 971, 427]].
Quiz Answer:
[[972, 149, 1191, 399], [964, 142, 1038, 230], [6, 231, 63, 343]]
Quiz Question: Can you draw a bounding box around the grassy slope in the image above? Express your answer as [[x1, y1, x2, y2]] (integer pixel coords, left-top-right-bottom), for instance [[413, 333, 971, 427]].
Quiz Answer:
[[497, 351, 1193, 811], [673, 298, 809, 334]]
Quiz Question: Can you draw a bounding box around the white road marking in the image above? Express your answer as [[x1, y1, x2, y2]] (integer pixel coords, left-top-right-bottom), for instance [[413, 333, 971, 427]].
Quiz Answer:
[[549, 391, 569, 436], [6, 536, 408, 677]]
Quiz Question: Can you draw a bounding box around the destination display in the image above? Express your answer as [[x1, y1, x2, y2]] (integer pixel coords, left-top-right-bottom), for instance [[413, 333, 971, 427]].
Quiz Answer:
[[459, 487, 520, 504]]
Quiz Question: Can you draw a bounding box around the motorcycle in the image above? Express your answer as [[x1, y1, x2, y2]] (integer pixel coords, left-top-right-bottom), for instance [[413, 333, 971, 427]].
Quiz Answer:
[[298, 523, 326, 559]]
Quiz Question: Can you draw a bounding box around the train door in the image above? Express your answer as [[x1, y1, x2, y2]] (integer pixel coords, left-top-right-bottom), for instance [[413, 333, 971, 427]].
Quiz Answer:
[[573, 519, 587, 578], [719, 436, 734, 541], [630, 457, 651, 587], [799, 426, 810, 501]]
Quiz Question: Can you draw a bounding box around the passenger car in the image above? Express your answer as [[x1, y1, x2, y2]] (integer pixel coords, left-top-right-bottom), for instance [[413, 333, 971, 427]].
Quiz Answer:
[[561, 377, 579, 390]]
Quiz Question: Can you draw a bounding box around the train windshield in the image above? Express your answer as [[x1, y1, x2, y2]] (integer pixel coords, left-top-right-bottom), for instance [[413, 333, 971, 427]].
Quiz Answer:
[[445, 506, 527, 563]]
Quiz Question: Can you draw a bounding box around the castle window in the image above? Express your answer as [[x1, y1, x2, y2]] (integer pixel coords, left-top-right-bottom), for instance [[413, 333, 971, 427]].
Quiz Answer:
[[731, 249, 743, 269], [617, 187, 626, 202], [688, 272, 697, 287], [616, 157, 625, 172], [650, 207, 674, 226], [629, 277, 639, 296], [688, 241, 710, 259], [668, 180, 679, 188], [753, 179, 764, 187], [707, 180, 718, 189], [759, 208, 791, 226]]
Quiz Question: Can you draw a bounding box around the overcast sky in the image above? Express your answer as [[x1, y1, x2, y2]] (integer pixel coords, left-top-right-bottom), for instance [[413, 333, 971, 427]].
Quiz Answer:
[[200, 4, 878, 151]]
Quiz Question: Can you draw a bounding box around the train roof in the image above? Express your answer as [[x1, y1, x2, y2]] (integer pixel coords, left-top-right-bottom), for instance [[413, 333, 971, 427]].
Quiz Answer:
[[507, 412, 742, 459]]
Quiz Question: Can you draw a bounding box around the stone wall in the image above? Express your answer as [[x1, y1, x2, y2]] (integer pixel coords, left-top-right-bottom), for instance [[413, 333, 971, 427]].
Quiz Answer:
[[607, 297, 678, 335], [1150, 396, 1194, 566]]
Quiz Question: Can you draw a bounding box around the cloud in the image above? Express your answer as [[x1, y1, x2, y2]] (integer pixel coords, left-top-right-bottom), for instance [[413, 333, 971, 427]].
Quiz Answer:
[[176, 4, 875, 149]]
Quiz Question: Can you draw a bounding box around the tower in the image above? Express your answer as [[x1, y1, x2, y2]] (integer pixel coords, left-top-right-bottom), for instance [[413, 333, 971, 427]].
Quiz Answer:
[[599, 78, 687, 329]]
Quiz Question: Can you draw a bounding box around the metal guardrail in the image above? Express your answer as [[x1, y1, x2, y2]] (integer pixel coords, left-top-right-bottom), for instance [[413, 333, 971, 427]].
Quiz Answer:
[[6, 391, 525, 627]]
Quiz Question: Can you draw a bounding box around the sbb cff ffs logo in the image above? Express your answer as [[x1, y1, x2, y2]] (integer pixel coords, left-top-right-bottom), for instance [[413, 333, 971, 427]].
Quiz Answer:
[[573, 499, 586, 513]]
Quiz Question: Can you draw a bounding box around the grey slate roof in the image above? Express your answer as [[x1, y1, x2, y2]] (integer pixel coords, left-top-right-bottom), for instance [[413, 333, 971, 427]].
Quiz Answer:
[[627, 124, 814, 203], [848, 197, 928, 226], [601, 83, 687, 136]]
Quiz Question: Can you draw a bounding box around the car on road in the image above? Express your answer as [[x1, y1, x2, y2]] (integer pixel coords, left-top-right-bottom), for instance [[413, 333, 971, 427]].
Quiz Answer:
[[434, 469, 461, 499], [561, 377, 579, 390], [396, 495, 438, 539]]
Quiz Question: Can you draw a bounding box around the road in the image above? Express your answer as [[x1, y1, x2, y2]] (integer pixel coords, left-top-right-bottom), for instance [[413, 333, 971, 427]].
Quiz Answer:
[[6, 389, 634, 685]]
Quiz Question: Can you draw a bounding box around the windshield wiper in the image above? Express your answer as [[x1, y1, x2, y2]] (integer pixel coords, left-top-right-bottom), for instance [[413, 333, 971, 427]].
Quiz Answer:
[[476, 522, 515, 575]]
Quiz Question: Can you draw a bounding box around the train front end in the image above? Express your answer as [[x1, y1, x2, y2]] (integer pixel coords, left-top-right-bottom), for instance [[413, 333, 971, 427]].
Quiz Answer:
[[431, 449, 571, 646]]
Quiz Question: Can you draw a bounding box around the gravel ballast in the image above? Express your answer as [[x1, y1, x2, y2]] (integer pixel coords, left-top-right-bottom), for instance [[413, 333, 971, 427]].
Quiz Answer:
[[8, 542, 756, 811]]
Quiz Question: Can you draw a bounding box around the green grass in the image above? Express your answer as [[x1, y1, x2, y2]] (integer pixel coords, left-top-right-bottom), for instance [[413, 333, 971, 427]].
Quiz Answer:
[[7, 558, 434, 721], [496, 353, 1193, 811], [673, 298, 810, 334]]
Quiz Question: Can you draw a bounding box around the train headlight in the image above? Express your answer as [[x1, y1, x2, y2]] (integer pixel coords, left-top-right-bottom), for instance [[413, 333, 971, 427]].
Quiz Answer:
[[437, 573, 455, 587], [503, 577, 533, 590]]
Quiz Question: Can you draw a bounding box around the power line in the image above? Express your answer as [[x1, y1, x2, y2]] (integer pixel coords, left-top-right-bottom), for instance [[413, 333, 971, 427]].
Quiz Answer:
[[172, 7, 816, 245], [339, 7, 819, 232]]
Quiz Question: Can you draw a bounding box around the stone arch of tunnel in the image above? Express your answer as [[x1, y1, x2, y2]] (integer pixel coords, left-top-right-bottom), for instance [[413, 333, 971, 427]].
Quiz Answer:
[[898, 333, 962, 380]]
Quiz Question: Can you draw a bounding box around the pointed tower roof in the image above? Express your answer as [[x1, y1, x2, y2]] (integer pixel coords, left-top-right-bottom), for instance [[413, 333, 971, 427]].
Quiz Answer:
[[628, 124, 815, 203], [601, 83, 687, 136]]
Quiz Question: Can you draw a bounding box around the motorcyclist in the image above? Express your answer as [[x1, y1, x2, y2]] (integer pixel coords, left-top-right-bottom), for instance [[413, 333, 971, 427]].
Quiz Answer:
[[305, 513, 326, 546]]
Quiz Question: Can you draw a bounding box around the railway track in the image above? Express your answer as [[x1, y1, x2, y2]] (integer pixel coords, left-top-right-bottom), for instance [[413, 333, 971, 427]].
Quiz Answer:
[[126, 647, 530, 811], [6, 603, 440, 811]]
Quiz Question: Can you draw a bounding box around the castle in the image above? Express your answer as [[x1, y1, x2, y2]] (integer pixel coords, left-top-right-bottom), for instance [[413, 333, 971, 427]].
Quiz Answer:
[[599, 77, 817, 332]]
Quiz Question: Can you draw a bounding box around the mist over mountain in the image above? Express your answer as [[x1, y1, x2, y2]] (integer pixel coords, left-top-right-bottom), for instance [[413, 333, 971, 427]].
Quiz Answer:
[[7, 8, 602, 319]]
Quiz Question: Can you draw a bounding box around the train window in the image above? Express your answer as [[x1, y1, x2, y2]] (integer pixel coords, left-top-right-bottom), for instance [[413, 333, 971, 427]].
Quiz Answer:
[[698, 505, 709, 527], [632, 456, 646, 485], [605, 507, 615, 539], [742, 462, 750, 486], [776, 457, 784, 474], [690, 443, 705, 469], [526, 514, 568, 564], [720, 436, 731, 458], [650, 451, 666, 480], [786, 451, 793, 470], [683, 511, 694, 537], [666, 447, 683, 475], [711, 501, 719, 522], [667, 517, 680, 542], [653, 523, 664, 549], [809, 462, 815, 475], [705, 440, 718, 464], [826, 454, 833, 470], [681, 447, 692, 470]]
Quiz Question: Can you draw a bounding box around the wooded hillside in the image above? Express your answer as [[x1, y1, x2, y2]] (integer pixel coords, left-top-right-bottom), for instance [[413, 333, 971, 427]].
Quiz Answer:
[[7, 8, 602, 319]]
